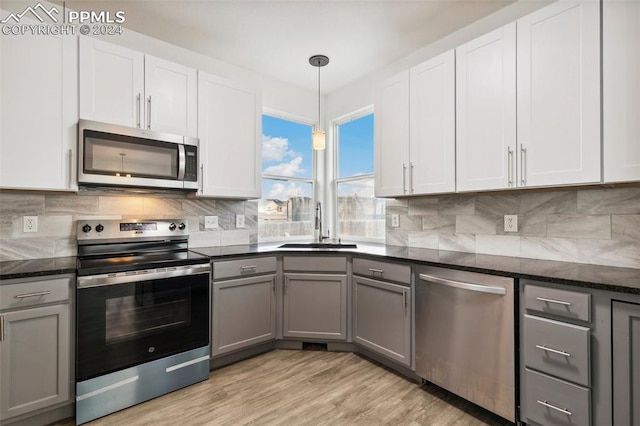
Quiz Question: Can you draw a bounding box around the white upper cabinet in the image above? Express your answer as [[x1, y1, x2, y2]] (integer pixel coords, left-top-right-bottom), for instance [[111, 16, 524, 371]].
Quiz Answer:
[[79, 37, 144, 129], [409, 50, 456, 195], [144, 55, 197, 137], [603, 0, 640, 183], [0, 15, 78, 191], [456, 23, 516, 192], [517, 0, 601, 187], [198, 72, 261, 199], [374, 71, 410, 197], [79, 37, 197, 137]]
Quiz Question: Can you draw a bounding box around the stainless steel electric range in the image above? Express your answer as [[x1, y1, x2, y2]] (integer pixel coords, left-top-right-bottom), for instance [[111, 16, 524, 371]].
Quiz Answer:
[[75, 219, 211, 425]]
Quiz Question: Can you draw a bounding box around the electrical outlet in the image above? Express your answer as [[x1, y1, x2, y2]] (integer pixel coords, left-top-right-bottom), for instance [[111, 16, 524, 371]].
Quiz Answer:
[[204, 215, 219, 229], [23, 216, 38, 233], [504, 214, 518, 233], [236, 214, 245, 229], [391, 214, 400, 228]]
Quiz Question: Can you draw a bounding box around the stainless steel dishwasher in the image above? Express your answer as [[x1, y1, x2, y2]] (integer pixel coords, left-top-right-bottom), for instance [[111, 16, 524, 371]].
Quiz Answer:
[[416, 265, 515, 422]]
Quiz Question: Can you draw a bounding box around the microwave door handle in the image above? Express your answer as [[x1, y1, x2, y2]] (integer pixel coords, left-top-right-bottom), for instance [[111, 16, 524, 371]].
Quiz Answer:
[[177, 144, 186, 181]]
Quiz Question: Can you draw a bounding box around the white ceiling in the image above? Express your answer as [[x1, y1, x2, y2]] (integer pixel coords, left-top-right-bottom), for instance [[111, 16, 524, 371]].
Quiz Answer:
[[63, 0, 515, 93]]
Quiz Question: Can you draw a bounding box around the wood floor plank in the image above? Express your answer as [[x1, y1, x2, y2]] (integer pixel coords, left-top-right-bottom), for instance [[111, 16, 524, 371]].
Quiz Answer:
[[56, 350, 512, 426]]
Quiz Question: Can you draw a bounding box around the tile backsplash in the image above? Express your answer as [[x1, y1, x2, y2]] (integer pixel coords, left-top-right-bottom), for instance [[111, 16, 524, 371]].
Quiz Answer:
[[0, 189, 258, 261], [386, 187, 640, 269]]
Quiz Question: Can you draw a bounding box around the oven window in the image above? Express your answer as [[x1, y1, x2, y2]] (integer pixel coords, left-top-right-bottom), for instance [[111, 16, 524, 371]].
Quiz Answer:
[[105, 283, 191, 344]]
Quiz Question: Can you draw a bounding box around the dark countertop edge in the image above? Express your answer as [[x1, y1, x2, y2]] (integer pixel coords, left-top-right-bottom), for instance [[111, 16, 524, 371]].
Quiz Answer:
[[2, 246, 639, 296]]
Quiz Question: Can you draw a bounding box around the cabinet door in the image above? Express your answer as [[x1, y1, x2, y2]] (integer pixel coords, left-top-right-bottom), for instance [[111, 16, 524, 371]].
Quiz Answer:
[[79, 37, 144, 128], [1, 20, 77, 191], [374, 71, 410, 197], [603, 0, 640, 183], [456, 23, 516, 192], [283, 274, 347, 340], [353, 276, 411, 366], [517, 1, 601, 187], [212, 275, 277, 356], [0, 304, 70, 420], [409, 50, 455, 195], [198, 72, 262, 198], [144, 55, 197, 137], [612, 301, 640, 426]]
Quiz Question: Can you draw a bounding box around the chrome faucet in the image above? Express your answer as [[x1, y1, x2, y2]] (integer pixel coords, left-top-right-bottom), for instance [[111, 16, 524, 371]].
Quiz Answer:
[[315, 202, 330, 243]]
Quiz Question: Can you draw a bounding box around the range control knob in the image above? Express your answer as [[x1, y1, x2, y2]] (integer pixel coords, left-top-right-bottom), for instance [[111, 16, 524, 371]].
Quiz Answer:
[[95, 224, 104, 233], [169, 223, 177, 231], [178, 222, 186, 230], [82, 224, 92, 233]]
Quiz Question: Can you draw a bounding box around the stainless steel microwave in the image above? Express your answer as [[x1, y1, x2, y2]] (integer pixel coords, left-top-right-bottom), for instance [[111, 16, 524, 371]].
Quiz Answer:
[[78, 120, 199, 191]]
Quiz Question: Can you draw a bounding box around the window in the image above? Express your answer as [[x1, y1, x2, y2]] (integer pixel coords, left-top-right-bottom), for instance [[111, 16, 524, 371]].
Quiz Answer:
[[335, 111, 385, 241], [259, 114, 314, 240]]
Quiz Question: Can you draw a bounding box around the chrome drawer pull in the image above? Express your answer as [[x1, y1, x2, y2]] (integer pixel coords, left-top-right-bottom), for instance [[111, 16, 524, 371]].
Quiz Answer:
[[537, 400, 572, 416], [536, 296, 572, 306], [14, 291, 51, 299], [535, 344, 571, 357], [240, 265, 257, 271], [368, 268, 384, 274]]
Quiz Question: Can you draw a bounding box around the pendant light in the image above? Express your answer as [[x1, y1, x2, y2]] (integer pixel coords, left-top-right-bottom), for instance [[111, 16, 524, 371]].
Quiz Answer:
[[309, 55, 329, 150]]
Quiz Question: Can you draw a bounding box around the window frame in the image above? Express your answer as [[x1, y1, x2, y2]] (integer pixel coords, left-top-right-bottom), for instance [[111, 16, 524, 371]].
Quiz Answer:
[[333, 106, 384, 243], [259, 109, 317, 242]]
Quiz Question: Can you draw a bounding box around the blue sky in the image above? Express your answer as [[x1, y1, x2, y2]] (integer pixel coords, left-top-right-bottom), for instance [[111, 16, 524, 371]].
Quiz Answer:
[[261, 114, 374, 200]]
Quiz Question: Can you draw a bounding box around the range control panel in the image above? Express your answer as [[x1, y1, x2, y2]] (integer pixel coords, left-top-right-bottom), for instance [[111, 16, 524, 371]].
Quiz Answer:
[[77, 219, 188, 241]]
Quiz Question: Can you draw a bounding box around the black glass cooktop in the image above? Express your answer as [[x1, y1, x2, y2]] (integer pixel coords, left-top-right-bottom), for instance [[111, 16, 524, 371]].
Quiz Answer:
[[77, 250, 209, 276]]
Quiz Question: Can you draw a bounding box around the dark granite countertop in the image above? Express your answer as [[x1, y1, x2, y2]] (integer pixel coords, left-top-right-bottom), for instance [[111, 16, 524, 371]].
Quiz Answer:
[[2, 244, 639, 295]]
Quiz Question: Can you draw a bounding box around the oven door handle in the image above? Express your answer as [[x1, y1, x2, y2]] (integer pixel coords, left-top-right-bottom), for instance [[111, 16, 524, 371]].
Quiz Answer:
[[177, 144, 186, 181], [77, 263, 211, 288]]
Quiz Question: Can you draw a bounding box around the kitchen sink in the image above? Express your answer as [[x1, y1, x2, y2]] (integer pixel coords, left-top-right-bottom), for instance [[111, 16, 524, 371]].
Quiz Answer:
[[278, 243, 358, 249]]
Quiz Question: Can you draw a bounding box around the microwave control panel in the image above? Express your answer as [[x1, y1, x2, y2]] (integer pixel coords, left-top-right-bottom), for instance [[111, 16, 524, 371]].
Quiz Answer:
[[184, 145, 198, 182]]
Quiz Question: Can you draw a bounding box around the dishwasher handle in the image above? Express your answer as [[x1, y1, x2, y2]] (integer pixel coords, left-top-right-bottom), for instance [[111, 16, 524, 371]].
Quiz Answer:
[[418, 273, 506, 295]]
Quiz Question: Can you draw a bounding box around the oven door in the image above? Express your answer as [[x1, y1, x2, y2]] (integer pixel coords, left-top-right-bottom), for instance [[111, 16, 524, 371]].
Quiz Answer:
[[76, 264, 210, 381]]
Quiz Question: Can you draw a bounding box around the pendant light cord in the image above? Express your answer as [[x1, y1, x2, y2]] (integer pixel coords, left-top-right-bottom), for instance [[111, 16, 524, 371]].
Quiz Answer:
[[317, 60, 321, 128]]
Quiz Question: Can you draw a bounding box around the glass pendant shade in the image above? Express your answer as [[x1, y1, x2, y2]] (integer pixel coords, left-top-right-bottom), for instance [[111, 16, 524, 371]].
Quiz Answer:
[[312, 130, 326, 150]]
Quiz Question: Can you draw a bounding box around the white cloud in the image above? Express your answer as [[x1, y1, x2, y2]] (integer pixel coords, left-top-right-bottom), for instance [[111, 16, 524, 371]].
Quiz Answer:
[[262, 135, 296, 162], [267, 181, 307, 199], [263, 156, 305, 177]]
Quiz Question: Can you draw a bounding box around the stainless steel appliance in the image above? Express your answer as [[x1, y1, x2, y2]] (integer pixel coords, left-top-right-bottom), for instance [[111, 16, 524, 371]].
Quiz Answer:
[[415, 266, 515, 422], [75, 219, 210, 425], [78, 119, 199, 190]]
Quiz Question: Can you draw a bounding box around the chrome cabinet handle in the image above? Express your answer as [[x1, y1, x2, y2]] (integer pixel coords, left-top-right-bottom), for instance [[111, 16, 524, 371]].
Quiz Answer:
[[200, 164, 204, 194], [146, 95, 152, 129], [507, 147, 513, 187], [0, 316, 4, 342], [409, 162, 414, 193], [402, 290, 407, 315], [240, 265, 257, 272], [419, 273, 506, 295], [536, 344, 571, 357], [520, 146, 527, 185], [272, 280, 276, 293], [535, 296, 572, 306], [402, 163, 407, 194], [136, 93, 141, 128], [68, 148, 73, 188], [15, 291, 51, 299], [368, 268, 384, 275], [537, 400, 572, 416]]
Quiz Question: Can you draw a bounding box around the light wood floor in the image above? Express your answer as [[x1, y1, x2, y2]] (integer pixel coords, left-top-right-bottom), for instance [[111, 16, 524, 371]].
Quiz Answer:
[[57, 349, 512, 426]]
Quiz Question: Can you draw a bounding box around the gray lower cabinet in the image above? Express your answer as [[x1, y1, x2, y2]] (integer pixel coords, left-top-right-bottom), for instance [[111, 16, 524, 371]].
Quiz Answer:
[[612, 301, 640, 426], [0, 275, 72, 422], [283, 273, 347, 340], [353, 276, 410, 367], [212, 257, 278, 357]]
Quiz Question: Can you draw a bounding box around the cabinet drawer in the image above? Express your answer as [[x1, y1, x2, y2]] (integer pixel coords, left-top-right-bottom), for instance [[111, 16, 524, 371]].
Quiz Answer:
[[213, 256, 276, 280], [0, 276, 71, 311], [525, 369, 590, 426], [524, 283, 591, 322], [283, 256, 347, 273], [524, 314, 590, 387], [353, 258, 410, 284]]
